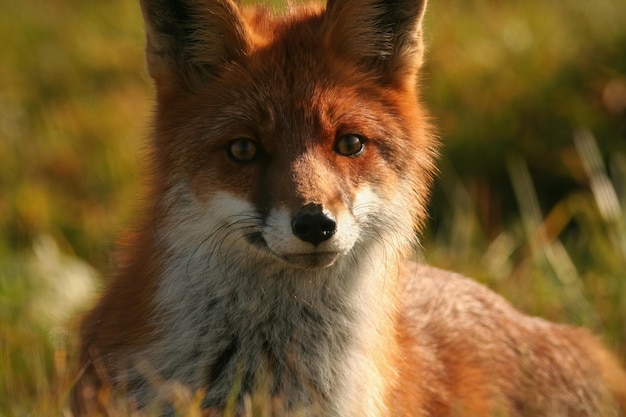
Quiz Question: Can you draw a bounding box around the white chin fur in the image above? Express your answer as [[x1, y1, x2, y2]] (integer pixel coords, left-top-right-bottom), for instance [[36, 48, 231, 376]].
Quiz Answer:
[[277, 251, 341, 269]]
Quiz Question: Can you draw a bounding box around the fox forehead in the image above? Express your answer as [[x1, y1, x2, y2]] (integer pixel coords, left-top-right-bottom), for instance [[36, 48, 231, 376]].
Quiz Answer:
[[191, 75, 407, 157]]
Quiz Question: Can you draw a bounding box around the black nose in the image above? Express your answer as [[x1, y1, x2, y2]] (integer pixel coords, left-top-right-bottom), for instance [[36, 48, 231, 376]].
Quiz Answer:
[[291, 204, 337, 246]]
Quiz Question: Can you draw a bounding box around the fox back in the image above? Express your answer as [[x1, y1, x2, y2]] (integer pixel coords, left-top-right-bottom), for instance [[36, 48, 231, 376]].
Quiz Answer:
[[73, 0, 626, 416]]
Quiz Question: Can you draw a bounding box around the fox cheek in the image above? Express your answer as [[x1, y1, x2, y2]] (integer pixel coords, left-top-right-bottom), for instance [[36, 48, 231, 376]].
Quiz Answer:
[[184, 157, 271, 212]]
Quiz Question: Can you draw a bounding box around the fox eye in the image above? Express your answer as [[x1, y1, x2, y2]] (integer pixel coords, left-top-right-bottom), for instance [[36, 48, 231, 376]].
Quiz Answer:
[[335, 134, 364, 156], [227, 138, 258, 162]]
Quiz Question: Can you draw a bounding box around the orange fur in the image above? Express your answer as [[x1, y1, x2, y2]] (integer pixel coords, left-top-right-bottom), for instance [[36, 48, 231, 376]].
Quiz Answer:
[[72, 0, 626, 416]]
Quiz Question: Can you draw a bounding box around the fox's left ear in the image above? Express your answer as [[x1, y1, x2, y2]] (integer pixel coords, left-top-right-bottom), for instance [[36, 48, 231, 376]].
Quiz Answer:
[[324, 0, 428, 85]]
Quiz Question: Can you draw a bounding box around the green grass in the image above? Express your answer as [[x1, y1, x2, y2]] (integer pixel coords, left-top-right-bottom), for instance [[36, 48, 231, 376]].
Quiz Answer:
[[1, 0, 625, 415]]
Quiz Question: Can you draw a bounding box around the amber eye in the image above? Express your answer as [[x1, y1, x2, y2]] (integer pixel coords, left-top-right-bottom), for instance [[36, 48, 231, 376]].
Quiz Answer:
[[335, 134, 364, 156], [227, 138, 258, 162]]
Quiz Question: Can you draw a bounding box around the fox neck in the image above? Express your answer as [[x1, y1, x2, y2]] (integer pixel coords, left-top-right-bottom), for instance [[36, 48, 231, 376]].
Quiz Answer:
[[138, 207, 405, 416]]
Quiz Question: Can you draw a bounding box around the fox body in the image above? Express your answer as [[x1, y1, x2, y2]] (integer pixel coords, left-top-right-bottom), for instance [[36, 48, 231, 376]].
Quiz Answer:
[[73, 0, 626, 415]]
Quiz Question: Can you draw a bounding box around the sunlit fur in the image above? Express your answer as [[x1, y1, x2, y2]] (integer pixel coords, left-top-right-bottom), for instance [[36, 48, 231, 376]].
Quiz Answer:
[[72, 0, 626, 416]]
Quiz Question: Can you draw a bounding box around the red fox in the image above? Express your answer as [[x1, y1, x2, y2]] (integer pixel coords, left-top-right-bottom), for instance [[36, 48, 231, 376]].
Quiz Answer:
[[73, 0, 626, 415]]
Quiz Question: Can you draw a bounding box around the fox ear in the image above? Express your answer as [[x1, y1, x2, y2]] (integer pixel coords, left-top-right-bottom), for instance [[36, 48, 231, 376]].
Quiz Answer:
[[139, 0, 248, 94], [324, 0, 428, 83]]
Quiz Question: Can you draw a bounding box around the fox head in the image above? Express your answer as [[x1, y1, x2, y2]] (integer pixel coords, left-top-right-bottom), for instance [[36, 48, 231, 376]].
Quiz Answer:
[[139, 0, 437, 271]]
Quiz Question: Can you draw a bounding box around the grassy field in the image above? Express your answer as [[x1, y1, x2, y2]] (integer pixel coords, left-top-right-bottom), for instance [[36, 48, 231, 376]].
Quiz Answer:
[[1, 0, 625, 415]]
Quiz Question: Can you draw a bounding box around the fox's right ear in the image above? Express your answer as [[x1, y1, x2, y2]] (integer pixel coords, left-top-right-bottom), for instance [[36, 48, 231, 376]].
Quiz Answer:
[[139, 0, 249, 95]]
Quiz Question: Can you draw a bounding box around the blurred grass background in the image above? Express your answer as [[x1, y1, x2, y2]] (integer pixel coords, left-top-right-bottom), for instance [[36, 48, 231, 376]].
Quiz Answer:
[[0, 0, 625, 415]]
